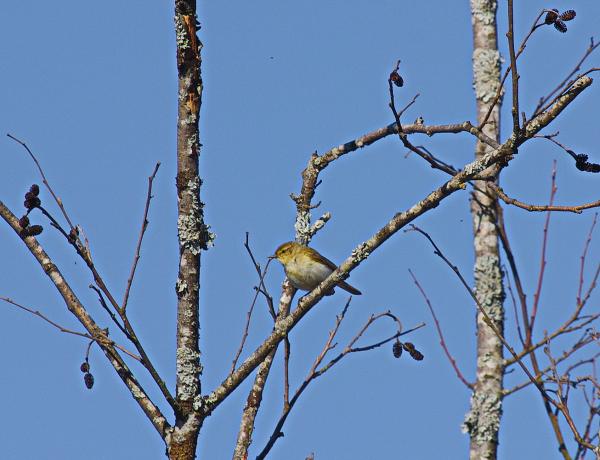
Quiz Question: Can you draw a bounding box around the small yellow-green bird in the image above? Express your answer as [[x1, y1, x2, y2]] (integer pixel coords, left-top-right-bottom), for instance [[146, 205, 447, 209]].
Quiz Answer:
[[271, 241, 362, 295]]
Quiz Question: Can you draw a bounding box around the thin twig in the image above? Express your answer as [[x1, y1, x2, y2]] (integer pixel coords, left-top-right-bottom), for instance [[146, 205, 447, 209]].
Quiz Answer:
[[90, 285, 131, 340], [505, 339, 598, 396], [505, 267, 526, 346], [536, 135, 600, 175], [283, 336, 291, 409], [496, 202, 531, 346], [122, 162, 161, 311], [534, 37, 600, 116], [230, 239, 273, 374], [0, 296, 141, 361], [244, 233, 275, 319], [528, 162, 558, 345], [479, 11, 545, 129], [544, 342, 595, 452], [409, 224, 596, 452], [7, 133, 76, 230], [490, 183, 600, 214], [505, 313, 600, 368], [578, 214, 598, 305], [387, 61, 457, 175], [507, 0, 521, 132], [408, 269, 473, 388]]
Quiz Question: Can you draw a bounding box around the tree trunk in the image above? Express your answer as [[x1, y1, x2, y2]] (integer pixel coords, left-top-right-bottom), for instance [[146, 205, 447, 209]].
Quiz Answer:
[[463, 1, 506, 459], [168, 0, 209, 458]]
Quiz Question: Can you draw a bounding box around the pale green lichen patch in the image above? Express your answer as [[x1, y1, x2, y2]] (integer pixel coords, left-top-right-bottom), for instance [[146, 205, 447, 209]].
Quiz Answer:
[[310, 212, 331, 234], [294, 211, 311, 241], [474, 254, 505, 323], [192, 395, 204, 412], [311, 156, 324, 168], [472, 49, 502, 104], [176, 278, 188, 294], [470, 0, 497, 26], [176, 347, 201, 401], [187, 133, 198, 150], [177, 177, 215, 253], [462, 392, 502, 443], [175, 15, 191, 50], [131, 385, 145, 400], [351, 243, 370, 262]]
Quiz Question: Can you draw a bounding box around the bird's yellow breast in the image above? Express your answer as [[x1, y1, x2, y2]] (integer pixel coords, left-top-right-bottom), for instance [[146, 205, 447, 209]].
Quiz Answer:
[[284, 253, 333, 291]]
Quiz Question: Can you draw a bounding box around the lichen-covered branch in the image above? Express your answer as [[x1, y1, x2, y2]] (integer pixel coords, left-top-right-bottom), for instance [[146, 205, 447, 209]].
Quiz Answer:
[[168, 0, 206, 458], [232, 284, 294, 460]]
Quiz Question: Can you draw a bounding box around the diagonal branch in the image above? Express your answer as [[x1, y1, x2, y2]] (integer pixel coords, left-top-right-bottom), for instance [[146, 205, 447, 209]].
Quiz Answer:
[[0, 201, 169, 438], [200, 74, 593, 416], [5, 147, 175, 411]]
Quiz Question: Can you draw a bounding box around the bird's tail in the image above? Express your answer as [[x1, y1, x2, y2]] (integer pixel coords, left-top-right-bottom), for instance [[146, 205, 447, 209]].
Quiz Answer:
[[338, 280, 361, 295]]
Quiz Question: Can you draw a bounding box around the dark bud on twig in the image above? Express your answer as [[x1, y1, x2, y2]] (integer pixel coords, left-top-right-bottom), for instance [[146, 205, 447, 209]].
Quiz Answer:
[[84, 372, 95, 389], [80, 362, 90, 373], [24, 193, 41, 210], [544, 9, 575, 33], [410, 349, 424, 361], [393, 339, 403, 358], [27, 225, 44, 236], [68, 227, 79, 243], [574, 154, 600, 173], [29, 184, 40, 197], [402, 342, 416, 352], [402, 342, 424, 361], [560, 10, 576, 22], [554, 20, 568, 33], [20, 224, 43, 237], [544, 9, 559, 25], [390, 70, 404, 87], [18, 215, 30, 229]]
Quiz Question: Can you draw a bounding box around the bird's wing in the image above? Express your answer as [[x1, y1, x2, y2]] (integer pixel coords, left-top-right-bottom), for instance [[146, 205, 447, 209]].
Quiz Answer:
[[307, 247, 338, 270]]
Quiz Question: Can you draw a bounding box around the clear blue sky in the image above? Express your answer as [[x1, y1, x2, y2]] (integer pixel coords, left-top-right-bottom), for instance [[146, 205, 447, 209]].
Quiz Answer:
[[1, 1, 598, 459]]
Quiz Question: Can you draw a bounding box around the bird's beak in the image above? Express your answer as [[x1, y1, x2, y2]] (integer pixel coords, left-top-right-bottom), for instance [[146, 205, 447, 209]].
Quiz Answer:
[[268, 254, 276, 260]]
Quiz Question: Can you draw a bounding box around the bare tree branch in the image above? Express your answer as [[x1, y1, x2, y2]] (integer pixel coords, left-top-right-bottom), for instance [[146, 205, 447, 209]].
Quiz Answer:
[[0, 296, 140, 361], [490, 183, 600, 213], [256, 301, 424, 460], [0, 201, 169, 437], [201, 74, 593, 416]]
